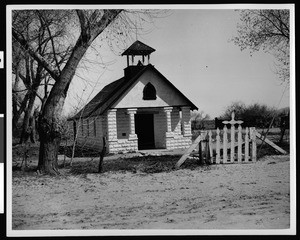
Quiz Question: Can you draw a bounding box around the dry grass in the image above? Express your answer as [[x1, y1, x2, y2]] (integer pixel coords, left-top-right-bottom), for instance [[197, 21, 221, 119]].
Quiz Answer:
[[12, 127, 289, 176], [66, 155, 202, 175]]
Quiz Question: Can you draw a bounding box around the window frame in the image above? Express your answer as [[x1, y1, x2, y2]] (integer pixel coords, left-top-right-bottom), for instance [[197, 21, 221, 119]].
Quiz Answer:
[[143, 82, 157, 100]]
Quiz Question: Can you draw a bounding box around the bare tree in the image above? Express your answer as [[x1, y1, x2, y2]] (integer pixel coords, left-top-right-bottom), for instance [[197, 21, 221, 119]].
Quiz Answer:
[[12, 9, 168, 174], [232, 9, 290, 83], [12, 11, 72, 144]]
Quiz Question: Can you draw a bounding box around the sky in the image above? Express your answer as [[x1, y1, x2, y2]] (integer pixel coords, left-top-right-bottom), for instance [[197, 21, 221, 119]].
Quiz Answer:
[[65, 7, 291, 119]]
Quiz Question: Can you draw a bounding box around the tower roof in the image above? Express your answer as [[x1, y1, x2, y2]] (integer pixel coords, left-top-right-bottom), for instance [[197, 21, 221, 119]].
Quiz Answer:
[[121, 40, 155, 56]]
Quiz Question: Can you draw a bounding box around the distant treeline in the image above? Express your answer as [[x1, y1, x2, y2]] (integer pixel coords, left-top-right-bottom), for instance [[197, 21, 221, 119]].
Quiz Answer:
[[192, 102, 289, 131], [192, 115, 289, 130]]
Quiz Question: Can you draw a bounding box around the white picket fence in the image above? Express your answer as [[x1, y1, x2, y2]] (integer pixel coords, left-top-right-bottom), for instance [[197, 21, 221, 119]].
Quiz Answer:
[[200, 125, 257, 164], [176, 111, 257, 168]]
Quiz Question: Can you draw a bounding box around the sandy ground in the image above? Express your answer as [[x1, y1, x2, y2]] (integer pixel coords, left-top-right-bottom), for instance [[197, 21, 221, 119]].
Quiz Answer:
[[12, 154, 290, 230]]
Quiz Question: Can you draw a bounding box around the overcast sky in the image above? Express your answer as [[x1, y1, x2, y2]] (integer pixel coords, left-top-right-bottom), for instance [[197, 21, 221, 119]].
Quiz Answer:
[[65, 7, 291, 118]]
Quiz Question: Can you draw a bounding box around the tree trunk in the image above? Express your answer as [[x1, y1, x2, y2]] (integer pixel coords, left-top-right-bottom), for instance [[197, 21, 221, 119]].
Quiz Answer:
[[19, 91, 36, 144], [38, 131, 61, 175], [29, 115, 36, 143], [12, 95, 19, 129], [37, 92, 65, 174], [37, 42, 91, 174], [279, 127, 286, 144], [15, 10, 123, 174], [13, 62, 21, 130], [13, 91, 30, 130], [98, 137, 106, 173]]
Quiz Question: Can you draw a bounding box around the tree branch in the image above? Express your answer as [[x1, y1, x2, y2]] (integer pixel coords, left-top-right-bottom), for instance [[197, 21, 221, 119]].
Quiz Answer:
[[12, 27, 60, 81], [258, 11, 289, 39], [37, 11, 62, 74], [92, 9, 123, 40]]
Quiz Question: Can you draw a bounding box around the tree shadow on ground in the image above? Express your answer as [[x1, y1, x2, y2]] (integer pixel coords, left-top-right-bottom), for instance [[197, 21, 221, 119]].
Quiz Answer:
[[58, 145, 101, 158], [61, 155, 204, 175], [63, 140, 289, 175], [12, 140, 289, 176]]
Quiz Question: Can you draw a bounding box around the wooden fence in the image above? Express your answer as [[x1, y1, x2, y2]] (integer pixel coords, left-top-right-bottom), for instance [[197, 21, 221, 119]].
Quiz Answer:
[[176, 112, 257, 168], [199, 126, 257, 164]]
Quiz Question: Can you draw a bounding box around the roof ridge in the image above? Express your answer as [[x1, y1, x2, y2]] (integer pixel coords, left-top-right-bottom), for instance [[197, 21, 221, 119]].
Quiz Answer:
[[69, 64, 198, 120], [68, 77, 125, 120]]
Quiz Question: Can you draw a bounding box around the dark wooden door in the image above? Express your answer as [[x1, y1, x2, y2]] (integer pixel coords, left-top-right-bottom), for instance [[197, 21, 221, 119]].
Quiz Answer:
[[135, 114, 155, 150]]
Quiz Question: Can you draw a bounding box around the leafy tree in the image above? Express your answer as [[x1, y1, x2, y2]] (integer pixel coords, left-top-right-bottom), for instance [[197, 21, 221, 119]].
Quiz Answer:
[[220, 101, 277, 128], [232, 9, 290, 83]]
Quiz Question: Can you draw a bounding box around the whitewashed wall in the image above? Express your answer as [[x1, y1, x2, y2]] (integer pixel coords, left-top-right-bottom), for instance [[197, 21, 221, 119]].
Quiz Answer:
[[112, 68, 191, 109]]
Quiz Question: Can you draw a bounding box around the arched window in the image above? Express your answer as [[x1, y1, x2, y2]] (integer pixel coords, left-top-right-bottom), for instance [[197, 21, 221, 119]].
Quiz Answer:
[[143, 83, 157, 100]]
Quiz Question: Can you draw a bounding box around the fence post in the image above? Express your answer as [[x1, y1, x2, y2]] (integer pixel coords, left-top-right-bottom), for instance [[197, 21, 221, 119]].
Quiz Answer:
[[237, 125, 242, 162], [245, 127, 249, 162], [223, 125, 228, 163], [250, 127, 257, 162], [204, 134, 211, 164], [216, 128, 221, 164], [208, 130, 213, 164], [230, 124, 235, 163], [199, 140, 203, 165]]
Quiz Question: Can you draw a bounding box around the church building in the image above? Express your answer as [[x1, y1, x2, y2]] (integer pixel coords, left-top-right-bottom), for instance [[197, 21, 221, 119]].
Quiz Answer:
[[69, 41, 198, 153]]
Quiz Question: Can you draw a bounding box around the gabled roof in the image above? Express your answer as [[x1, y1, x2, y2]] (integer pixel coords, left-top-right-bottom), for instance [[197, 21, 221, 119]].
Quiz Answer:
[[70, 77, 127, 120], [121, 40, 156, 56], [69, 64, 197, 120]]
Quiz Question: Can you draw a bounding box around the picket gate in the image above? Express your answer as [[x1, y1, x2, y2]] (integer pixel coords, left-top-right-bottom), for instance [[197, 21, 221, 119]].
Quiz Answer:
[[201, 111, 257, 164], [176, 111, 257, 168]]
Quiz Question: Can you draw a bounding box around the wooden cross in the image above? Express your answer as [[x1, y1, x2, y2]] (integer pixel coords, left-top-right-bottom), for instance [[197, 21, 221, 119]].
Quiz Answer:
[[222, 111, 244, 126], [222, 111, 244, 162]]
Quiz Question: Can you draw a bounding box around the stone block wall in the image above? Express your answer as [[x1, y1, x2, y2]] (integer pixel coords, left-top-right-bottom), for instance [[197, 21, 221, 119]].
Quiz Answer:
[[107, 138, 138, 153], [171, 109, 182, 135], [71, 107, 192, 153], [165, 135, 192, 150], [116, 109, 130, 139], [181, 107, 192, 137], [107, 109, 138, 153], [156, 107, 192, 150]]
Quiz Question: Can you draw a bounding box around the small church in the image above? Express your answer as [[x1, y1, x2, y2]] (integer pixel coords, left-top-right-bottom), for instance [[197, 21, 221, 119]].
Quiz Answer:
[[69, 41, 198, 153]]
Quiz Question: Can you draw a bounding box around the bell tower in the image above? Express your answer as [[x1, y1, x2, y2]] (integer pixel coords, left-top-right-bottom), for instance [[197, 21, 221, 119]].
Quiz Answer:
[[121, 40, 156, 79]]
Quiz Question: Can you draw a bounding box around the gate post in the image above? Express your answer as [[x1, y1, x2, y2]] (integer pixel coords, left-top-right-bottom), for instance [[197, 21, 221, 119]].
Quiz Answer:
[[250, 127, 257, 162], [237, 125, 242, 162], [245, 127, 249, 162], [222, 125, 228, 163], [216, 128, 221, 164]]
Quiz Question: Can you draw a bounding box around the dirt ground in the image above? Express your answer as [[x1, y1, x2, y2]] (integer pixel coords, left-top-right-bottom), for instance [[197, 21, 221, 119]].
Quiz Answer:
[[11, 154, 290, 230]]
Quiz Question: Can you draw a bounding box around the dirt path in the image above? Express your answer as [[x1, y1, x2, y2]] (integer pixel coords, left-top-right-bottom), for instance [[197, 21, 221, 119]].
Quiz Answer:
[[12, 155, 290, 230]]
